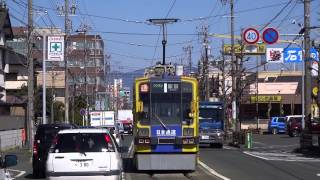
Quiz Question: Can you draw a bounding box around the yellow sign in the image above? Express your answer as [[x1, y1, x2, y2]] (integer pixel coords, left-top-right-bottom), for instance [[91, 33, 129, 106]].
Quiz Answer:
[[223, 44, 266, 55], [312, 87, 318, 96], [250, 95, 282, 103]]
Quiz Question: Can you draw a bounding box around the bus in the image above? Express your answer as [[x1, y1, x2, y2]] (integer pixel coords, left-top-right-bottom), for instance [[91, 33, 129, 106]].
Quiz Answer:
[[132, 64, 199, 171]]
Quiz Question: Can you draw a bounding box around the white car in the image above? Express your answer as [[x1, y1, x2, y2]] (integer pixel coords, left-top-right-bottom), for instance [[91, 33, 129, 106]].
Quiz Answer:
[[46, 128, 122, 180]]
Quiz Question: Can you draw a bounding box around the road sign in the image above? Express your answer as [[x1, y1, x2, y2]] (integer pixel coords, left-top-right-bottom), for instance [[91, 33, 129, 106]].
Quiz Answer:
[[80, 108, 86, 116], [48, 36, 64, 61], [243, 28, 259, 44], [223, 43, 266, 55], [283, 47, 319, 63], [266, 48, 283, 63], [262, 28, 279, 45]]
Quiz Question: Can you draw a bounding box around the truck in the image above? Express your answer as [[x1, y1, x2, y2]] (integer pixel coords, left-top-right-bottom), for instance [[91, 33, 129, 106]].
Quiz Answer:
[[117, 110, 133, 135], [199, 101, 224, 148]]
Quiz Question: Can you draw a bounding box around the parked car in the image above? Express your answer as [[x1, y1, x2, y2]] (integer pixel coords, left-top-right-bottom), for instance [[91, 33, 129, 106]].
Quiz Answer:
[[46, 128, 122, 179], [286, 115, 304, 123], [287, 116, 303, 137], [32, 123, 76, 178], [268, 117, 286, 134], [0, 154, 18, 180]]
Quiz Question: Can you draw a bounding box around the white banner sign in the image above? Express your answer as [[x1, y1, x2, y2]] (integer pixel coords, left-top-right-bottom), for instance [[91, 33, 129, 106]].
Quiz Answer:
[[266, 48, 283, 63], [47, 36, 64, 61], [311, 61, 318, 77]]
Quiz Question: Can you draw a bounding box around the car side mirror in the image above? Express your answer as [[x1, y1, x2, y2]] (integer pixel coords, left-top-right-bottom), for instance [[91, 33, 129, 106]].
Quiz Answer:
[[4, 155, 17, 168]]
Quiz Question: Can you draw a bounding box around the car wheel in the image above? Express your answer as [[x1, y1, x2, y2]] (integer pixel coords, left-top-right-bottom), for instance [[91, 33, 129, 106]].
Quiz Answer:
[[216, 143, 223, 148], [288, 132, 294, 137], [33, 169, 40, 178], [272, 128, 278, 135], [291, 130, 299, 137]]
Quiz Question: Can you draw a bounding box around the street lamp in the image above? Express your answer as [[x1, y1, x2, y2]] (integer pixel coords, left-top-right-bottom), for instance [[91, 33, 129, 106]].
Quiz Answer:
[[147, 18, 179, 65]]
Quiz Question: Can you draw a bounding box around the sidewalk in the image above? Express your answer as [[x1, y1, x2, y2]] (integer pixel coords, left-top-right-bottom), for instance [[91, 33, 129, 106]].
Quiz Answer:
[[2, 147, 34, 180]]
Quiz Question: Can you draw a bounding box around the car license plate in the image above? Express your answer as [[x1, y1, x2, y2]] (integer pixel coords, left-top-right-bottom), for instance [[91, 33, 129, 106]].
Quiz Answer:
[[73, 160, 92, 168], [201, 135, 209, 140]]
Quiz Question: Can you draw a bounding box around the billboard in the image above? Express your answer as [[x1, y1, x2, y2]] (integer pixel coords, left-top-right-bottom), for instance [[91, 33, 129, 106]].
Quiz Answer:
[[90, 111, 115, 127], [47, 36, 64, 61], [266, 48, 283, 63], [283, 47, 319, 63]]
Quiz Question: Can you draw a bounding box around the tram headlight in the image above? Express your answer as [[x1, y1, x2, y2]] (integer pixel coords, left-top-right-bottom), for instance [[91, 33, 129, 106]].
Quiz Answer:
[[138, 128, 149, 137], [183, 128, 194, 137]]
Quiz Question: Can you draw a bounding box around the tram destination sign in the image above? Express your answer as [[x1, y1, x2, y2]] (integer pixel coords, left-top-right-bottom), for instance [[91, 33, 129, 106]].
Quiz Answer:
[[151, 82, 180, 93]]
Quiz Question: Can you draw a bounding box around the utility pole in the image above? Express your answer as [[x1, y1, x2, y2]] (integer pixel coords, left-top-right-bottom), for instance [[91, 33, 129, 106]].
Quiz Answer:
[[51, 71, 56, 123], [303, 0, 312, 147], [27, 0, 34, 149], [230, 0, 238, 132], [220, 42, 227, 131], [85, 33, 89, 125], [42, 34, 47, 124], [183, 45, 193, 74], [200, 25, 210, 101], [64, 0, 70, 123]]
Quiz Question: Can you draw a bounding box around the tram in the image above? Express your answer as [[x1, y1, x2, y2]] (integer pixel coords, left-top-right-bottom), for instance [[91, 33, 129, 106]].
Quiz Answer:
[[132, 64, 199, 171]]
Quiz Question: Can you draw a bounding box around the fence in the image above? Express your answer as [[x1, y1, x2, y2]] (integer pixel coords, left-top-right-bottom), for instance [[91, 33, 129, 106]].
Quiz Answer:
[[0, 116, 25, 151]]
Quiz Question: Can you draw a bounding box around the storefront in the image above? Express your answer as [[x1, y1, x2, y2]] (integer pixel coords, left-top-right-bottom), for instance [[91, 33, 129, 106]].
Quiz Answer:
[[240, 82, 301, 121]]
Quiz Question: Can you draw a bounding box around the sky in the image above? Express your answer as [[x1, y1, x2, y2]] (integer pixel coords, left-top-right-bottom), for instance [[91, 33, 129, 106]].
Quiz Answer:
[[6, 0, 320, 73]]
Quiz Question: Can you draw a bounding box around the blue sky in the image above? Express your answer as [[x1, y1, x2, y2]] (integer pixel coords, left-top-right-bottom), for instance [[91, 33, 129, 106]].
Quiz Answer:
[[7, 0, 320, 72]]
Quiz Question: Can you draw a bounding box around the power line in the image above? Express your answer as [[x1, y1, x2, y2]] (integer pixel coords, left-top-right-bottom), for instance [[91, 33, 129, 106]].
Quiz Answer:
[[165, 0, 177, 18], [91, 30, 198, 36], [14, 0, 293, 25], [258, 0, 293, 31], [276, 1, 299, 29]]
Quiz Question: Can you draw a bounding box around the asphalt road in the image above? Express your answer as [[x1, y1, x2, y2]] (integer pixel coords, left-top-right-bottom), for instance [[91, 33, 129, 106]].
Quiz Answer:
[[5, 135, 219, 180], [199, 133, 320, 180], [5, 133, 320, 180]]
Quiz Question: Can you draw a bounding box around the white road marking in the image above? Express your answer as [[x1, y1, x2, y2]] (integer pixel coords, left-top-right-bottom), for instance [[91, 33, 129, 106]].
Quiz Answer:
[[223, 145, 238, 150], [316, 173, 320, 177], [198, 160, 231, 180], [121, 171, 126, 180], [252, 141, 267, 145], [243, 151, 320, 162], [128, 141, 134, 158], [243, 151, 270, 161], [7, 169, 26, 178]]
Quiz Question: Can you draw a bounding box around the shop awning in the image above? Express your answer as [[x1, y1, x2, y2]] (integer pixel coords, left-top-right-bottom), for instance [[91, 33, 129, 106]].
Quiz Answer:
[[248, 82, 298, 95]]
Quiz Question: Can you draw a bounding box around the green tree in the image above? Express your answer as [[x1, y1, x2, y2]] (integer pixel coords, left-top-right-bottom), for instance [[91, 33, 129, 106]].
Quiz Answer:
[[53, 101, 65, 123], [70, 95, 87, 125]]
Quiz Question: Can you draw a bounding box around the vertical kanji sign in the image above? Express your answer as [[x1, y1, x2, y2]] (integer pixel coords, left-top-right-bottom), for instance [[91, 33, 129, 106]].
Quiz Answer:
[[48, 36, 64, 61]]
